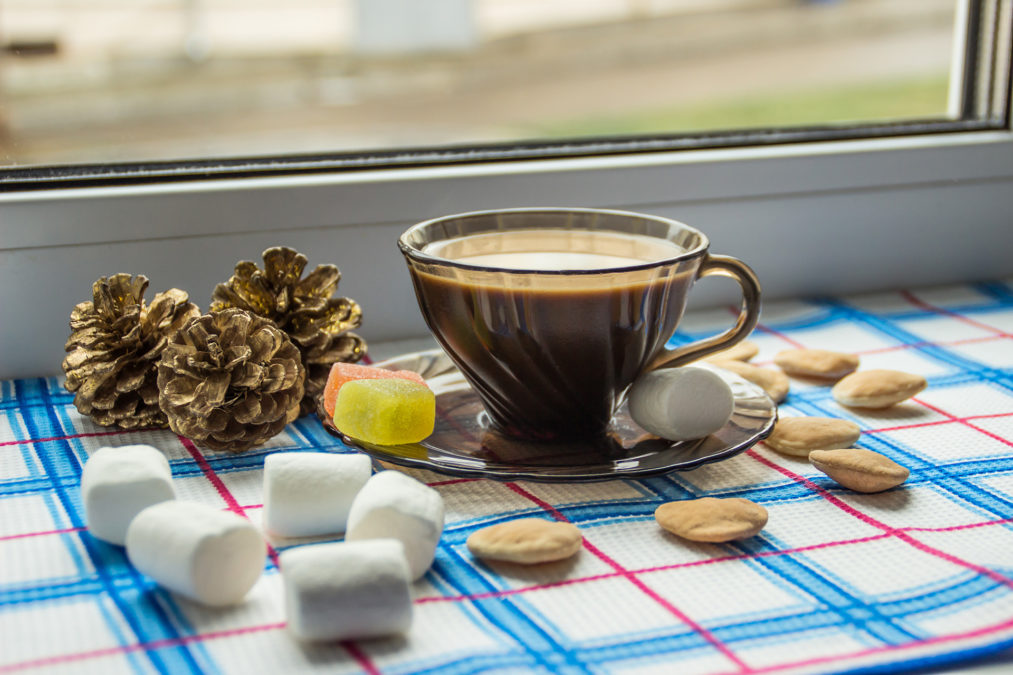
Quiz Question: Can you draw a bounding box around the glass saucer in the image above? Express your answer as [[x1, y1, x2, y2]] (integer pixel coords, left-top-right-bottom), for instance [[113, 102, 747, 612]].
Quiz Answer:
[[317, 349, 777, 482]]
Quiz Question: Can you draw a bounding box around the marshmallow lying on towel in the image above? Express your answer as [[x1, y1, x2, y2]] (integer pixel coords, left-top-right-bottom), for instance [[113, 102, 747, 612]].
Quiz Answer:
[[81, 445, 175, 546], [262, 452, 372, 538], [126, 501, 266, 606], [281, 539, 413, 641], [346, 470, 444, 581]]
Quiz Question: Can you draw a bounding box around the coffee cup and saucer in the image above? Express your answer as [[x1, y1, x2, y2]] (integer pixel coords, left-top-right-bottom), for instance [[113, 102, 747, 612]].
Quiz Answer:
[[318, 207, 776, 482]]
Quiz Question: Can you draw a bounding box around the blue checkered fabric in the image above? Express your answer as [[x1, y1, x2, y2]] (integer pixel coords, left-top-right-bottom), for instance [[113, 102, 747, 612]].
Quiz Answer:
[[3, 281, 1013, 674]]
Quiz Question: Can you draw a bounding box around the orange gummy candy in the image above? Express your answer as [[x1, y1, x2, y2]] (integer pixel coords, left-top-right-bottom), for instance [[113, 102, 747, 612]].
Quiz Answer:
[[322, 362, 426, 417]]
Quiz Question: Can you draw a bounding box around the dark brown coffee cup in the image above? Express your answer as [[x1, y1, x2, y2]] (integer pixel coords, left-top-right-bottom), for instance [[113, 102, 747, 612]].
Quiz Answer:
[[398, 208, 760, 441]]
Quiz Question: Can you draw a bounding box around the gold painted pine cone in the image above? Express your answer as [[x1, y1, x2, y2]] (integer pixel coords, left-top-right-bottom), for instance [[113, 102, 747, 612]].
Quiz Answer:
[[157, 308, 305, 453], [63, 274, 200, 429], [210, 247, 366, 416]]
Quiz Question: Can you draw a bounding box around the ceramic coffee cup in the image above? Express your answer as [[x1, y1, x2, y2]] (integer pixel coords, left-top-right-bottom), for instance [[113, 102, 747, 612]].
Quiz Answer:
[[398, 207, 760, 441]]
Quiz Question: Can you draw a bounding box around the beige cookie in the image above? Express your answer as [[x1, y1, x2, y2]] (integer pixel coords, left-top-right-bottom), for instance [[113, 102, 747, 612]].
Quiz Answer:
[[810, 448, 910, 493], [710, 359, 789, 403], [655, 497, 767, 543], [764, 416, 861, 457], [832, 370, 927, 409], [774, 349, 859, 380], [704, 340, 759, 363], [467, 518, 582, 564]]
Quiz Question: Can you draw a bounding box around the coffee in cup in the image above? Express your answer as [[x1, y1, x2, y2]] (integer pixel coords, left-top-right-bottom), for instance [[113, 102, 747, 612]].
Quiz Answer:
[[399, 208, 760, 441]]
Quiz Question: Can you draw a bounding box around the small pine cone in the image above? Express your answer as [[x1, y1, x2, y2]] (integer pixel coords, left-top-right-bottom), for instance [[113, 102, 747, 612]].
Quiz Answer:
[[63, 274, 200, 429], [157, 308, 305, 453], [211, 247, 366, 417]]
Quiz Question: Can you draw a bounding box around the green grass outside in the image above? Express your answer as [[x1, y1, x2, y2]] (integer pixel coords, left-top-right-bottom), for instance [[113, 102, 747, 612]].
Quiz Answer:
[[528, 74, 951, 138]]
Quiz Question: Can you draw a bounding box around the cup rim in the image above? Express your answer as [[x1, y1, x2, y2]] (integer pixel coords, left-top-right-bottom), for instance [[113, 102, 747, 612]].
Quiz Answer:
[[398, 207, 710, 275]]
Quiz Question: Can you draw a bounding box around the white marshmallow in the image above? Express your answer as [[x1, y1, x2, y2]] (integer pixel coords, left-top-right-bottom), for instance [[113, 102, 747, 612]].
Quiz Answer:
[[281, 539, 413, 642], [345, 470, 444, 581], [126, 501, 266, 607], [263, 452, 372, 538], [80, 444, 175, 546], [628, 366, 735, 441]]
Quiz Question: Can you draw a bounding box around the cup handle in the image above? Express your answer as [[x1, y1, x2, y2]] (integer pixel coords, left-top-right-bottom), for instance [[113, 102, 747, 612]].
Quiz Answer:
[[648, 254, 761, 371]]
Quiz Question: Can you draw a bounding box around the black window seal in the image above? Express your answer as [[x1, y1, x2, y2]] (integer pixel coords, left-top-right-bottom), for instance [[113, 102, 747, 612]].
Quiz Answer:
[[0, 119, 1002, 193]]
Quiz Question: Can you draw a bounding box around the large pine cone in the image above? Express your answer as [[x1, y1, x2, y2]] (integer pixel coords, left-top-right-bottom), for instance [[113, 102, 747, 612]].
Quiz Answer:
[[211, 247, 365, 417], [63, 274, 200, 428], [157, 308, 305, 453]]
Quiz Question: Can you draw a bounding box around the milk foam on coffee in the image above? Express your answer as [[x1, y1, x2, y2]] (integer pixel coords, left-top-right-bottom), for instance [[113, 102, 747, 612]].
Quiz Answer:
[[426, 230, 687, 270]]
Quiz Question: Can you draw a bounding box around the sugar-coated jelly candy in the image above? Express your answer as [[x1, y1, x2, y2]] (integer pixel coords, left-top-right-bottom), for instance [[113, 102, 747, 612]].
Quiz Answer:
[[334, 378, 435, 445], [322, 363, 426, 417]]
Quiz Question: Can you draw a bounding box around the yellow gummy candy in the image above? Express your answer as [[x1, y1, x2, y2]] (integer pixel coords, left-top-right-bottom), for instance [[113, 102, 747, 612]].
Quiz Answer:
[[333, 378, 436, 445]]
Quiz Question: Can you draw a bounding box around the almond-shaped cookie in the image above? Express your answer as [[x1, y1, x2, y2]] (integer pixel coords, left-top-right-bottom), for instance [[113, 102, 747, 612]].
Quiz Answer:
[[764, 416, 861, 457], [655, 497, 767, 543], [467, 518, 582, 564], [774, 349, 859, 380], [832, 369, 927, 409], [810, 448, 910, 493], [704, 340, 759, 363], [709, 359, 789, 403]]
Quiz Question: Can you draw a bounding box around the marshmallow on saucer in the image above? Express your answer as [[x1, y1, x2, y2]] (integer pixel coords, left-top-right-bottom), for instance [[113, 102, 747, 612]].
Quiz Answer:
[[346, 470, 444, 581], [628, 366, 735, 441], [281, 539, 413, 642], [126, 501, 266, 607], [80, 444, 175, 545], [263, 452, 372, 538]]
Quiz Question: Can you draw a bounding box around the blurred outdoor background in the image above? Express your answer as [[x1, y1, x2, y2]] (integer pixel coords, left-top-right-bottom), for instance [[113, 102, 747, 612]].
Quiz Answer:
[[0, 0, 958, 167]]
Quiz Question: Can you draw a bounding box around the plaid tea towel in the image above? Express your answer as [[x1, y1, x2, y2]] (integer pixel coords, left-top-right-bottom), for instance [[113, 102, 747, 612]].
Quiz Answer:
[[1, 281, 1012, 674]]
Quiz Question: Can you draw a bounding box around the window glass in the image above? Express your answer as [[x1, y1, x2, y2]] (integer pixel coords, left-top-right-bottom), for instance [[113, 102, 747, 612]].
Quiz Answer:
[[0, 0, 963, 168]]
